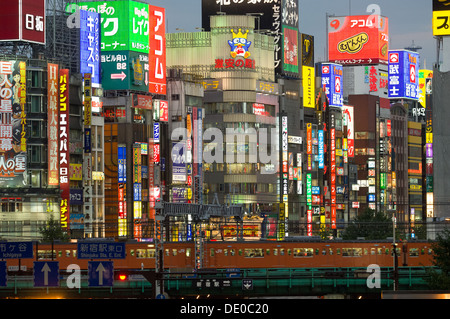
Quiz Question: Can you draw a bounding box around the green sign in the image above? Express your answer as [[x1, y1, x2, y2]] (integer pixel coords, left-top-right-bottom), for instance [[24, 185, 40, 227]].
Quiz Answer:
[[68, 0, 150, 53], [101, 50, 149, 91]]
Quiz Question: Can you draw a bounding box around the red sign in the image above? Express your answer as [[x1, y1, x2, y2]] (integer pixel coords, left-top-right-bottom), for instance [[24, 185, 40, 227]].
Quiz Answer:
[[0, 0, 45, 44], [148, 5, 166, 95], [328, 15, 388, 65], [159, 100, 168, 122]]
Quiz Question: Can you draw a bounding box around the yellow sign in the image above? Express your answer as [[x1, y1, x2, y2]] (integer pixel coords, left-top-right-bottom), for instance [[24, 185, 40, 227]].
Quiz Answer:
[[433, 10, 450, 36], [302, 66, 315, 108]]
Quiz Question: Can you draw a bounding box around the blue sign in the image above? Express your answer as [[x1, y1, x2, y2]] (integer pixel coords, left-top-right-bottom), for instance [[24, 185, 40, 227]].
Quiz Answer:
[[88, 261, 113, 287], [133, 183, 141, 201], [77, 242, 126, 259], [186, 224, 192, 241], [34, 261, 59, 287], [321, 63, 343, 107], [0, 261, 6, 287], [388, 50, 420, 100], [118, 146, 126, 183], [312, 186, 321, 195], [0, 242, 33, 259], [368, 194, 376, 202], [84, 128, 91, 153], [80, 10, 101, 84], [318, 130, 324, 169], [153, 122, 160, 143]]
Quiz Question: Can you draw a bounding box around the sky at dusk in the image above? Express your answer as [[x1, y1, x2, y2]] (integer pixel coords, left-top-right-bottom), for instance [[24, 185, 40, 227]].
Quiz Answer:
[[148, 0, 436, 69]]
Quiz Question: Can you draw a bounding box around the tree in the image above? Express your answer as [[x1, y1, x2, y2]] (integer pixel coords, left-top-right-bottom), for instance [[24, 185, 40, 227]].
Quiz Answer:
[[39, 214, 69, 242], [424, 228, 450, 289], [341, 208, 393, 240]]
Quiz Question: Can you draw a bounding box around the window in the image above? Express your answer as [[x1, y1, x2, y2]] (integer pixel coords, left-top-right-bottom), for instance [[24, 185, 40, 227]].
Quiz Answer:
[[244, 248, 264, 258], [409, 248, 419, 257], [342, 248, 362, 257], [293, 248, 313, 257]]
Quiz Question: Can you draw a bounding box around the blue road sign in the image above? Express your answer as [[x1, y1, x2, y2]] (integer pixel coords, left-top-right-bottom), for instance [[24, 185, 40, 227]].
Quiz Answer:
[[88, 261, 114, 287], [77, 242, 126, 259], [0, 242, 33, 259], [33, 261, 59, 287], [0, 261, 6, 287]]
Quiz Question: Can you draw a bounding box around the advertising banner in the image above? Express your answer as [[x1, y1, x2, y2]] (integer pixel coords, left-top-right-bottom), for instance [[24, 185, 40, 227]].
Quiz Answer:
[[321, 63, 343, 107], [388, 50, 420, 100], [47, 63, 59, 186], [59, 69, 70, 230], [172, 142, 186, 183], [0, 60, 27, 188], [433, 0, 450, 36], [343, 105, 354, 157], [80, 10, 101, 84], [328, 15, 389, 65], [148, 5, 166, 95]]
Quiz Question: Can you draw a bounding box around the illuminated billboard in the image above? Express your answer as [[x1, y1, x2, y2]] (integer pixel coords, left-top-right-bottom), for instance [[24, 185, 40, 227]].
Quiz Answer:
[[202, 0, 298, 72], [47, 63, 59, 186], [59, 69, 70, 230], [80, 10, 101, 84], [433, 0, 450, 36], [388, 50, 420, 100], [0, 0, 46, 45], [69, 1, 150, 53], [328, 15, 389, 65], [0, 61, 27, 188], [321, 63, 343, 107], [148, 5, 166, 95]]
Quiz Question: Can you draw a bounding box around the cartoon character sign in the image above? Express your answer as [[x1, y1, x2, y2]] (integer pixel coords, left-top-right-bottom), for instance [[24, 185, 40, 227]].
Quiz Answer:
[[228, 29, 251, 58]]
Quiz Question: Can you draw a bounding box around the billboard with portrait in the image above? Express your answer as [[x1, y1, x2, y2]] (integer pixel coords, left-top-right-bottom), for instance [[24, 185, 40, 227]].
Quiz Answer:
[[0, 60, 27, 187], [328, 15, 389, 65]]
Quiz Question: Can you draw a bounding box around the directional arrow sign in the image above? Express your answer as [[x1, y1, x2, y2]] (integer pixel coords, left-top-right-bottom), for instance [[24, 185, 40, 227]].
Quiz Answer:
[[111, 71, 127, 81], [88, 261, 113, 287], [33, 261, 59, 287]]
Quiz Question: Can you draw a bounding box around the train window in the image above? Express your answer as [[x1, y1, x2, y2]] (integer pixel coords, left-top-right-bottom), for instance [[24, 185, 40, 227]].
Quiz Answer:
[[377, 248, 383, 255], [136, 249, 155, 258], [266, 249, 270, 256], [342, 248, 362, 257], [130, 249, 135, 257], [428, 249, 433, 255], [409, 248, 419, 257], [293, 248, 313, 257], [364, 249, 368, 255], [280, 249, 285, 256], [210, 249, 214, 257], [329, 248, 333, 255], [239, 249, 243, 256], [244, 248, 264, 258], [186, 248, 191, 257], [287, 249, 291, 256], [273, 249, 278, 256], [385, 248, 389, 255], [421, 249, 425, 255], [224, 249, 228, 256], [65, 250, 71, 258], [315, 249, 319, 255], [172, 249, 177, 256], [230, 249, 235, 256], [165, 249, 169, 256], [371, 248, 376, 255], [38, 250, 56, 260], [322, 249, 326, 255]]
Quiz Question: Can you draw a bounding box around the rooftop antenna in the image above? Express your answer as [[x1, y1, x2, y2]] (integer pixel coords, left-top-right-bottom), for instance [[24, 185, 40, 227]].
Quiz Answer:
[[405, 40, 422, 52]]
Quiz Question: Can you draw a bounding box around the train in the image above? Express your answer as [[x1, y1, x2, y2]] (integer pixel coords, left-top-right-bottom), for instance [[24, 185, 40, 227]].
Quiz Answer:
[[5, 239, 435, 272]]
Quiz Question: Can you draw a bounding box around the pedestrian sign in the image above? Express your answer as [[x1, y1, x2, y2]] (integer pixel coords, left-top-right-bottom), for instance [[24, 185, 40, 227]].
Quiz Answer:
[[88, 261, 114, 287], [33, 261, 59, 287]]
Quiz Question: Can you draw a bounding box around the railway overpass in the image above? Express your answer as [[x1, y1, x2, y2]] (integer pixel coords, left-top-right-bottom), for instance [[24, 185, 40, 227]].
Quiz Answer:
[[0, 266, 436, 299]]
